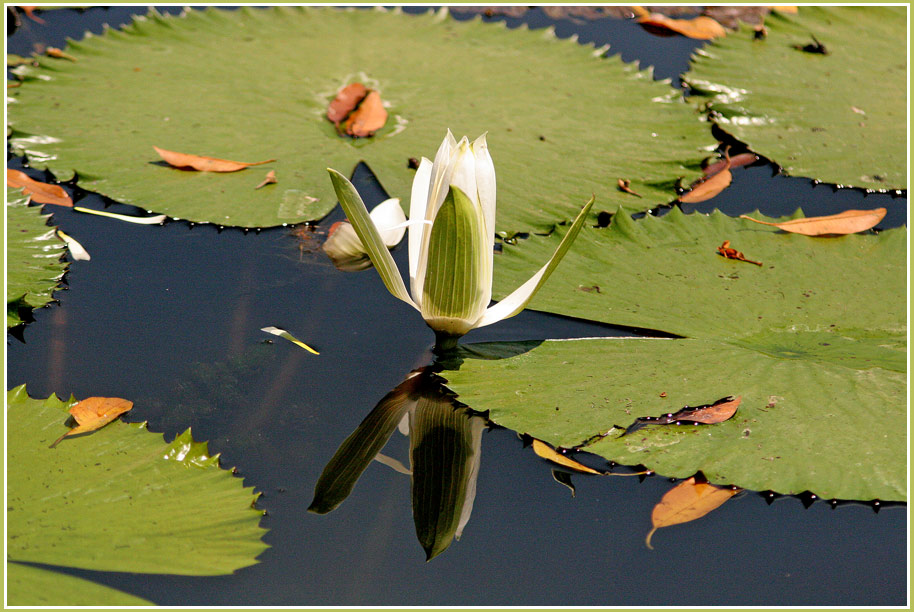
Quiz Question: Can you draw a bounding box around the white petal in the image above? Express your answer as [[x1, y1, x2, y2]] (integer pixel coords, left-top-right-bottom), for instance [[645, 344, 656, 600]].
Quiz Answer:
[[409, 157, 434, 300], [321, 220, 365, 261], [475, 195, 595, 328], [449, 138, 477, 211], [472, 133, 496, 236], [327, 168, 418, 310], [426, 130, 458, 223], [56, 229, 91, 261], [472, 133, 496, 299], [369, 197, 407, 247]]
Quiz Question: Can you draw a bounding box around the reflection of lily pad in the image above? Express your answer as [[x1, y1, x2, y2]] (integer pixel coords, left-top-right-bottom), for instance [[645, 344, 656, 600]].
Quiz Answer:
[[684, 6, 906, 190], [442, 210, 906, 501], [7, 385, 269, 604], [6, 187, 67, 327], [8, 7, 708, 229]]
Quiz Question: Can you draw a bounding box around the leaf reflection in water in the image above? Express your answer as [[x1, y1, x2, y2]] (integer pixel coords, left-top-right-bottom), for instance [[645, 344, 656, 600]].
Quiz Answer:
[[309, 368, 486, 561]]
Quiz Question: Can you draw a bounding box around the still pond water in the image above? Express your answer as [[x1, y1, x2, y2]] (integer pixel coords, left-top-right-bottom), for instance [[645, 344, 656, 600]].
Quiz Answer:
[[7, 6, 907, 606]]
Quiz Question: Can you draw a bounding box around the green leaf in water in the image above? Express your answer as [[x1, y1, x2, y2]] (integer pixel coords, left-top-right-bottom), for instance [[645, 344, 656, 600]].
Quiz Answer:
[[684, 6, 906, 190], [6, 385, 269, 581], [7, 563, 153, 606], [6, 187, 67, 327], [442, 210, 906, 501], [8, 7, 709, 229]]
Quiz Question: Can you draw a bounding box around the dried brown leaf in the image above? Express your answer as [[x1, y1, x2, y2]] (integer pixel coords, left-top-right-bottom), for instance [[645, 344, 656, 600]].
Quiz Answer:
[[622, 396, 741, 436], [680, 149, 732, 203], [254, 170, 277, 189], [49, 397, 134, 448], [645, 477, 740, 549], [46, 47, 76, 62], [717, 240, 762, 266], [153, 146, 275, 172], [344, 90, 388, 138], [739, 208, 886, 236], [6, 168, 73, 207], [634, 7, 727, 40], [19, 6, 45, 23], [703, 152, 757, 176], [327, 82, 368, 126], [617, 178, 642, 198], [532, 439, 602, 475]]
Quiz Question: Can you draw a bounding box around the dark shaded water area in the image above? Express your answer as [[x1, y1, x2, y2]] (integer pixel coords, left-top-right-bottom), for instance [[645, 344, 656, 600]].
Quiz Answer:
[[6, 6, 907, 606]]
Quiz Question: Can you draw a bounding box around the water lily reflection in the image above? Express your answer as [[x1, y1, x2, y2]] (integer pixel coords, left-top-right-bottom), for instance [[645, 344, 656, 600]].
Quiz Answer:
[[309, 367, 485, 560]]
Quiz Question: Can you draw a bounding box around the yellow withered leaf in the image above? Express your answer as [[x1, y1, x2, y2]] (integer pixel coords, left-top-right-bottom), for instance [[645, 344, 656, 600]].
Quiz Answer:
[[739, 208, 886, 236], [645, 477, 740, 549], [49, 397, 134, 448], [532, 439, 601, 474]]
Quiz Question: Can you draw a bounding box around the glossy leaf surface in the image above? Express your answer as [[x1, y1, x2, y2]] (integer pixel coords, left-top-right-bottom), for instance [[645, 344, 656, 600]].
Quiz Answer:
[[685, 7, 906, 189], [7, 385, 269, 575], [8, 7, 709, 228], [6, 187, 67, 327]]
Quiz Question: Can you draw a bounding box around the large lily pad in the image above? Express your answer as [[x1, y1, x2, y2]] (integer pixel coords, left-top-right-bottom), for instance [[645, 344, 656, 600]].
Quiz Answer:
[[441, 210, 906, 501], [7, 563, 152, 606], [684, 6, 907, 190], [6, 187, 67, 327], [8, 6, 708, 229], [6, 385, 269, 588]]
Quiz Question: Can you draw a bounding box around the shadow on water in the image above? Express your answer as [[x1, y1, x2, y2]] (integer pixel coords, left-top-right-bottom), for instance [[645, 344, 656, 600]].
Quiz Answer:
[[6, 5, 907, 607]]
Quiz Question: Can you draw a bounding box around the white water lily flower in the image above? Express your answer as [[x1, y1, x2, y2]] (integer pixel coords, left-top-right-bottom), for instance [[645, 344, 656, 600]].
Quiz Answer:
[[322, 197, 406, 270], [327, 130, 594, 349]]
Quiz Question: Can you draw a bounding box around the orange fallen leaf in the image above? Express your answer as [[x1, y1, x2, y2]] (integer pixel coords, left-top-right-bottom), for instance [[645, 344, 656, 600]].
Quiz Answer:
[[646, 476, 741, 549], [344, 90, 388, 138], [703, 152, 757, 176], [633, 6, 727, 40], [718, 240, 762, 266], [49, 397, 134, 448], [327, 82, 369, 127], [153, 146, 275, 172], [254, 170, 277, 189], [739, 208, 886, 236], [770, 6, 798, 14], [6, 168, 73, 207], [617, 178, 642, 198], [19, 6, 45, 23], [46, 47, 77, 62], [680, 148, 732, 203], [532, 439, 602, 475]]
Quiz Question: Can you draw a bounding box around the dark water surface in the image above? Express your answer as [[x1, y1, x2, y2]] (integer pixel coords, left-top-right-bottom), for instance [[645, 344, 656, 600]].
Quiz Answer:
[[6, 6, 907, 606]]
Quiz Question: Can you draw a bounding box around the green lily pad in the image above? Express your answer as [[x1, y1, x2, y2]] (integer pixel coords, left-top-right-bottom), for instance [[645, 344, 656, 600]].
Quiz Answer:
[[684, 6, 906, 190], [8, 6, 709, 229], [441, 210, 906, 501], [7, 563, 152, 606], [7, 385, 269, 582], [6, 187, 67, 327]]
